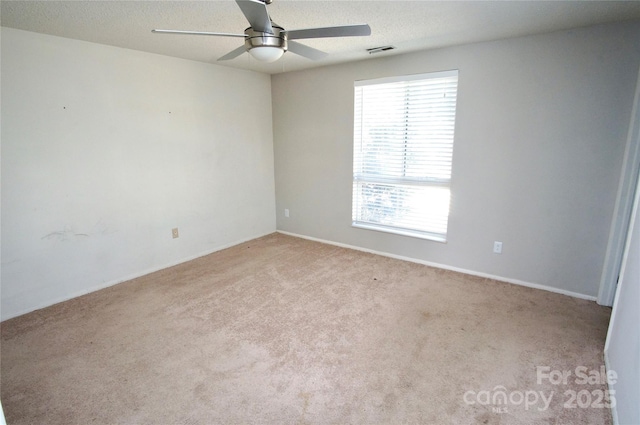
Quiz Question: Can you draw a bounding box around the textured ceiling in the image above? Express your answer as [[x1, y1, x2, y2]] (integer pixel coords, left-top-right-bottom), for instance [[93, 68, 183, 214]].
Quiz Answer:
[[2, 0, 640, 74]]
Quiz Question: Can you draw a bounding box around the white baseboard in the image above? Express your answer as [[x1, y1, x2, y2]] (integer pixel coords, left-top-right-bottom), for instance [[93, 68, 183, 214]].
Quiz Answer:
[[4, 229, 596, 321], [603, 351, 619, 425], [2, 231, 275, 321], [277, 230, 597, 302]]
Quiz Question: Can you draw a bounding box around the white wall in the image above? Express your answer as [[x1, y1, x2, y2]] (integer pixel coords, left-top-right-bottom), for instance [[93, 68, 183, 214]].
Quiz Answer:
[[605, 167, 640, 425], [1, 28, 276, 320], [272, 21, 640, 298], [599, 65, 640, 306]]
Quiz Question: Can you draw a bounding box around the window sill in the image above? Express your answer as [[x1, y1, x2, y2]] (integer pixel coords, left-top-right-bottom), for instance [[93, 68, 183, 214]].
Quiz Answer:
[[352, 222, 447, 243]]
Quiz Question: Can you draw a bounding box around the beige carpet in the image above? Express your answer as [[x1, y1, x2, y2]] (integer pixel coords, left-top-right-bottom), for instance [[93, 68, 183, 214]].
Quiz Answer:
[[1, 233, 612, 424]]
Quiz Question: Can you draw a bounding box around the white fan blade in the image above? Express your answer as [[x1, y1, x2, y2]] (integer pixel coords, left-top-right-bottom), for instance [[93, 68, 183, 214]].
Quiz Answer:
[[236, 0, 273, 34], [152, 29, 246, 38], [287, 41, 328, 61], [286, 24, 371, 40], [218, 45, 247, 61]]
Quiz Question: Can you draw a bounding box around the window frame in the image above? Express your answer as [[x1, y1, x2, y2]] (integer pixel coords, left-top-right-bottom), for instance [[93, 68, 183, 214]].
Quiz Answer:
[[352, 70, 459, 243]]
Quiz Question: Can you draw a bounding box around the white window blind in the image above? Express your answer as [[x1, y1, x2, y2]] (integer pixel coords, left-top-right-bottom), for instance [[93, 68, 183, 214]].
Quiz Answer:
[[352, 70, 458, 242]]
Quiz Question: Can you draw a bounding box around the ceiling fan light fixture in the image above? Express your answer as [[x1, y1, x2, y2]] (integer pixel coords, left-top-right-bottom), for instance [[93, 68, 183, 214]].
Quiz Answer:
[[244, 26, 286, 62], [248, 46, 284, 62]]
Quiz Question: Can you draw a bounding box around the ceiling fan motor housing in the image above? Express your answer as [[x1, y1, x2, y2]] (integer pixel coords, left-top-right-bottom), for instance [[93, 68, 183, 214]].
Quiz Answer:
[[244, 25, 287, 52]]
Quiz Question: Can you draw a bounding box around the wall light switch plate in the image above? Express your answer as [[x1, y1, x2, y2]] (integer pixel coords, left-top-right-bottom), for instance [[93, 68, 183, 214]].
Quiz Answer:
[[172, 228, 179, 239]]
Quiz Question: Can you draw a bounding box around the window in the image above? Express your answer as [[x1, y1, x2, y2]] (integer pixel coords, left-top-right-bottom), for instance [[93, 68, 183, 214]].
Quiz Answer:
[[352, 70, 458, 242]]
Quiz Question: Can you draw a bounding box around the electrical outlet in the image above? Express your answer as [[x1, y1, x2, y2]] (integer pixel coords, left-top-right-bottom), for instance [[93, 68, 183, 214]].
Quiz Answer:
[[172, 228, 179, 239], [493, 241, 503, 254], [284, 209, 290, 218]]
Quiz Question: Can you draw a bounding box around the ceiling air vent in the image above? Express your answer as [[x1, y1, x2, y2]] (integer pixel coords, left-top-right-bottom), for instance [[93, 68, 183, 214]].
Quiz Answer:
[[367, 46, 395, 55]]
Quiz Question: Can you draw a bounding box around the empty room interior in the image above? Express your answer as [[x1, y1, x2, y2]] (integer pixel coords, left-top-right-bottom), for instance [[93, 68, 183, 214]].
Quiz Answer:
[[1, 0, 640, 423]]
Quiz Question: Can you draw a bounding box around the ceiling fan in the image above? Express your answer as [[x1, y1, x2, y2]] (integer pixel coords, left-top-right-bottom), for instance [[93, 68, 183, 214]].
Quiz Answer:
[[152, 0, 371, 63]]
